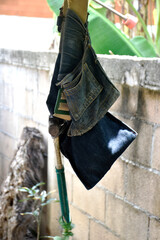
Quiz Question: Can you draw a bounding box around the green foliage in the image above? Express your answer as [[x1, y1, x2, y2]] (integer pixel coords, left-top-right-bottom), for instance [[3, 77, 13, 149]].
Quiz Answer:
[[41, 217, 74, 240], [88, 1, 158, 57], [59, 216, 74, 238], [46, 0, 159, 57], [19, 183, 74, 240], [19, 183, 56, 208], [88, 5, 142, 56], [130, 36, 158, 58], [125, 0, 159, 56], [19, 183, 57, 240], [47, 0, 63, 15], [156, 0, 160, 54], [125, 0, 153, 44]]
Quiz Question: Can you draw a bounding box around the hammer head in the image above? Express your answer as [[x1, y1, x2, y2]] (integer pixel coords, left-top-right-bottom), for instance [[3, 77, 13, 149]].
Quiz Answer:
[[122, 14, 138, 29]]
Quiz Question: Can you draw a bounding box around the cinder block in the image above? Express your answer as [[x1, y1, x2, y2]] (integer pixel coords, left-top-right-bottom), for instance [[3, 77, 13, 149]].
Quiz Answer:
[[16, 117, 39, 140], [0, 64, 16, 85], [63, 157, 75, 175], [111, 84, 139, 116], [19, 89, 34, 117], [110, 83, 121, 113], [37, 124, 48, 143], [13, 72, 26, 114], [73, 176, 105, 222], [35, 52, 50, 69], [98, 159, 126, 197], [152, 127, 160, 171], [12, 67, 37, 117], [38, 69, 50, 95], [0, 132, 17, 159], [89, 220, 119, 240], [0, 154, 11, 186], [0, 77, 4, 106], [126, 164, 160, 217], [137, 87, 160, 124], [21, 51, 36, 67], [0, 154, 4, 187], [65, 170, 73, 203], [46, 195, 61, 237], [3, 82, 14, 110], [13, 87, 25, 114], [33, 93, 48, 126], [70, 205, 89, 240], [15, 65, 29, 84], [24, 90, 33, 118], [25, 68, 38, 91], [123, 118, 153, 167], [0, 109, 18, 137], [105, 194, 148, 240], [149, 218, 160, 240]]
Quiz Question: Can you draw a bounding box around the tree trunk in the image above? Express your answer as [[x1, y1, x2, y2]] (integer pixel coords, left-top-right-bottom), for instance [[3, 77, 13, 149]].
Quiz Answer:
[[0, 127, 47, 240]]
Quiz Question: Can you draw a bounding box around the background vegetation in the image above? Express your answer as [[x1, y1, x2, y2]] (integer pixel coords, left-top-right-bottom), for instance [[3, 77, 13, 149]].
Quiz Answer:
[[47, 0, 160, 57]]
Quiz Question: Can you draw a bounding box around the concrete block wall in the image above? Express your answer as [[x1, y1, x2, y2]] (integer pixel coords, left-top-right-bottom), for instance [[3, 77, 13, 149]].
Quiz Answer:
[[0, 48, 160, 239], [64, 56, 160, 240], [0, 49, 56, 185]]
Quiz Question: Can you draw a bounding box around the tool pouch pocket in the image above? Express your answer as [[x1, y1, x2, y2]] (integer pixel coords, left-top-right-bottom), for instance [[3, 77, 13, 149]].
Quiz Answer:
[[57, 62, 103, 121]]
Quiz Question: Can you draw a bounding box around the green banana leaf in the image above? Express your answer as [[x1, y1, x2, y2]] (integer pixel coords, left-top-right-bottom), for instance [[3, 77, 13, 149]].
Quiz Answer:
[[89, 0, 107, 16], [130, 36, 158, 57], [47, 0, 63, 16], [88, 6, 142, 56], [125, 0, 159, 57], [156, 0, 160, 55], [46, 0, 157, 57]]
